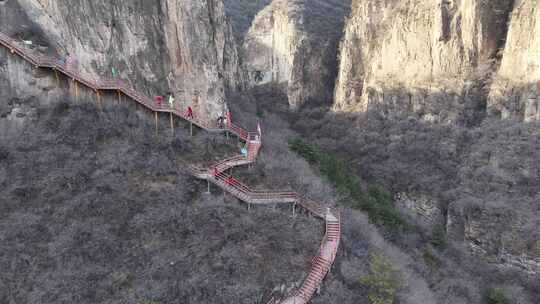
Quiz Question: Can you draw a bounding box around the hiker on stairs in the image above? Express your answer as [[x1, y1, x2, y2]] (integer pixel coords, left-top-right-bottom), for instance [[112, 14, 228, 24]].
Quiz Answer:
[[155, 95, 163, 108], [186, 106, 194, 119], [168, 93, 175, 109], [226, 175, 234, 186], [240, 144, 248, 158], [217, 115, 226, 128]]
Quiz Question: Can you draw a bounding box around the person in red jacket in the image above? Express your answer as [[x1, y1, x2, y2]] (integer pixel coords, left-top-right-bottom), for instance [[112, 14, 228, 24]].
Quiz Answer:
[[155, 95, 163, 108], [186, 106, 194, 119]]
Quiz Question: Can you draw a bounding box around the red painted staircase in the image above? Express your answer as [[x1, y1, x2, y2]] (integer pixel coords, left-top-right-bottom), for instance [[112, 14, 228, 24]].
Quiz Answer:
[[0, 31, 341, 304]]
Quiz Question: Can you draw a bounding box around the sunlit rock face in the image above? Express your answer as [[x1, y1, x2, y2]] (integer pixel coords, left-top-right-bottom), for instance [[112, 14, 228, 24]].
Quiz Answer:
[[334, 0, 515, 124], [243, 0, 350, 109], [0, 0, 243, 122], [489, 0, 540, 122]]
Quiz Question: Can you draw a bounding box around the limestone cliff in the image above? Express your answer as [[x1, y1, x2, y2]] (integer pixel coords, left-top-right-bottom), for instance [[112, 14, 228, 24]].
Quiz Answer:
[[489, 0, 540, 122], [0, 0, 243, 122], [334, 0, 514, 124], [243, 0, 350, 109]]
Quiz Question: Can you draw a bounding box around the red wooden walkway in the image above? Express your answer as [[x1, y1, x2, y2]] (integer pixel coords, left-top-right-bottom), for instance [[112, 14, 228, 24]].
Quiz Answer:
[[0, 31, 341, 304]]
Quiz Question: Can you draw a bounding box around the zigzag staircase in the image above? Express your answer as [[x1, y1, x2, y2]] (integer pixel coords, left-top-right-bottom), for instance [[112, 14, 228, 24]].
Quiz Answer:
[[0, 31, 341, 304]]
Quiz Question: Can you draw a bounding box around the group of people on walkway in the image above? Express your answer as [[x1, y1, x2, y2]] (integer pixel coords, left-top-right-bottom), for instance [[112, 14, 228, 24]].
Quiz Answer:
[[152, 94, 232, 129], [153, 93, 196, 119]]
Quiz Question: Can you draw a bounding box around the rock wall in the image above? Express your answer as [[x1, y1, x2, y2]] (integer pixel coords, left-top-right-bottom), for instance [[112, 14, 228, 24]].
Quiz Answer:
[[0, 0, 243, 122], [395, 192, 443, 228], [243, 0, 350, 109], [489, 0, 540, 122], [334, 0, 515, 124], [0, 46, 66, 140]]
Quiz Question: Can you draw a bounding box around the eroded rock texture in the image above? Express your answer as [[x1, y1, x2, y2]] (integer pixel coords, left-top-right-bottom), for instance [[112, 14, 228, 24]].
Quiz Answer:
[[334, 0, 515, 124], [489, 0, 540, 122], [0, 0, 243, 122], [243, 0, 350, 109]]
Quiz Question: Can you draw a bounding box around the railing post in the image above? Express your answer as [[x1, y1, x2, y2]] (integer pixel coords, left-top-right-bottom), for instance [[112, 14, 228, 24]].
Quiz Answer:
[[206, 180, 210, 194], [74, 80, 78, 101], [292, 203, 296, 217], [117, 90, 121, 104], [54, 69, 59, 87], [190, 122, 193, 136], [170, 112, 174, 136], [96, 90, 101, 110], [155, 111, 159, 136]]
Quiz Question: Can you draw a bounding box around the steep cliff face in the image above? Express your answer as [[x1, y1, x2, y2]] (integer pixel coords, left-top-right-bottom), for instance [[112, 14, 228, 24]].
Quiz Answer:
[[334, 0, 514, 124], [489, 1, 540, 122], [243, 0, 350, 109], [0, 0, 243, 121], [223, 0, 273, 42], [0, 46, 65, 140]]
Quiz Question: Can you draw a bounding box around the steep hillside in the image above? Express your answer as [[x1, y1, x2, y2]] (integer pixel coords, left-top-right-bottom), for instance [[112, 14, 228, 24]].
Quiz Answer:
[[0, 55, 445, 304], [233, 91, 540, 304], [0, 98, 324, 304]]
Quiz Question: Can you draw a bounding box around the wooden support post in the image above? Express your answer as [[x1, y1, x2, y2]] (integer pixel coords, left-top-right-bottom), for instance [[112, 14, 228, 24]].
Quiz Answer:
[[74, 80, 78, 101], [117, 90, 121, 104], [190, 122, 193, 136], [155, 111, 158, 136], [226, 131, 229, 140], [292, 203, 296, 217], [54, 69, 59, 87], [170, 112, 174, 136], [96, 90, 101, 109], [206, 180, 210, 194], [248, 203, 251, 212]]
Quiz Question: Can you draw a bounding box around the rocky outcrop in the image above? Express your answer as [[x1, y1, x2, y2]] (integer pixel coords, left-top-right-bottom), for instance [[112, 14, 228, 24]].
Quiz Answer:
[[395, 193, 442, 228], [0, 0, 243, 121], [0, 45, 65, 140], [243, 0, 350, 109], [334, 0, 515, 124], [447, 200, 540, 274], [489, 1, 540, 122]]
